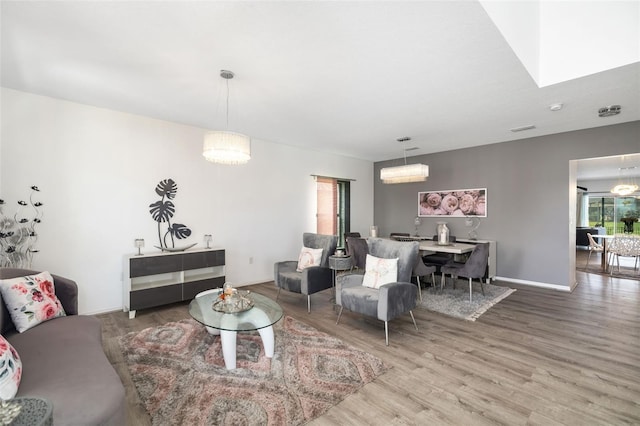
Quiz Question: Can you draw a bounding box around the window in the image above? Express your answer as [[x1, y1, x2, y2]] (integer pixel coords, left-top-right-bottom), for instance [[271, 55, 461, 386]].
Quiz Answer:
[[588, 195, 639, 235], [315, 177, 351, 248]]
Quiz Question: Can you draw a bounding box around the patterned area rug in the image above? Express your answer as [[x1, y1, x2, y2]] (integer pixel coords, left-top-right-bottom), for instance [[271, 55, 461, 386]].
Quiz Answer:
[[120, 316, 387, 425], [418, 282, 516, 321]]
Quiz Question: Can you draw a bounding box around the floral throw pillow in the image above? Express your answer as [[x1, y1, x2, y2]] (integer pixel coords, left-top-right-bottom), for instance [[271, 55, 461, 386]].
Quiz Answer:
[[362, 254, 398, 289], [0, 271, 66, 333], [0, 335, 22, 399], [296, 247, 324, 272]]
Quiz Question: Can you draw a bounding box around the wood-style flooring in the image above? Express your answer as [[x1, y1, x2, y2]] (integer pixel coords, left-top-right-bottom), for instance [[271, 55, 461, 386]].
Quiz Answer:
[[98, 270, 640, 425]]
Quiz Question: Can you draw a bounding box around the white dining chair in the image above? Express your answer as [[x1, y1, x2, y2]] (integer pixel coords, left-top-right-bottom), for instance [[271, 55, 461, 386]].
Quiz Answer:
[[608, 235, 640, 275], [586, 233, 604, 268]]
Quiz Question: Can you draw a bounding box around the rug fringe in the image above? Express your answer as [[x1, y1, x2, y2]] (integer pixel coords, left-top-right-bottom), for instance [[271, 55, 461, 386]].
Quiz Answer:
[[466, 288, 516, 321]]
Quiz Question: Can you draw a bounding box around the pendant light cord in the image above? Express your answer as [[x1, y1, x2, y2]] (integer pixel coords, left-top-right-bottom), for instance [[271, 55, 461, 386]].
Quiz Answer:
[[225, 77, 230, 129]]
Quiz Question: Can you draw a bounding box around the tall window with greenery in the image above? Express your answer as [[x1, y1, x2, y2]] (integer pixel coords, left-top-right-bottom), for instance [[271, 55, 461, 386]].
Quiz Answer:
[[588, 195, 639, 234]]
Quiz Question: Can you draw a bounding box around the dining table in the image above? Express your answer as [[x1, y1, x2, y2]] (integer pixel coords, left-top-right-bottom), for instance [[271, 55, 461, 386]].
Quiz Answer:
[[418, 239, 476, 255], [590, 234, 615, 271]]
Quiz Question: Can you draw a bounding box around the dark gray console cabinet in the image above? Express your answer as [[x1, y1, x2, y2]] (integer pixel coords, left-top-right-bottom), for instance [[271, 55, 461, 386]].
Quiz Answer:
[[124, 248, 225, 318]]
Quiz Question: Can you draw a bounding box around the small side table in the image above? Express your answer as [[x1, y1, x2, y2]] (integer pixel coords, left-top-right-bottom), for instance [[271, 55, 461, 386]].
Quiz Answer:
[[329, 255, 353, 286], [2, 397, 53, 426]]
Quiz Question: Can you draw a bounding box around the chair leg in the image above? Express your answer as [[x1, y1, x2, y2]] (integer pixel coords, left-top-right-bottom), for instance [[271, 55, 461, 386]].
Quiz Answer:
[[409, 310, 418, 331], [416, 276, 422, 301], [479, 278, 485, 296], [276, 287, 281, 301], [307, 295, 311, 313], [384, 321, 389, 346], [336, 306, 343, 325], [586, 250, 592, 267], [440, 273, 445, 290], [468, 277, 473, 302]]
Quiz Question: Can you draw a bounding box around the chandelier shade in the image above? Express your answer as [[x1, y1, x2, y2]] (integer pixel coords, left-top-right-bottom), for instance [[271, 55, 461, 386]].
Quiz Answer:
[[203, 131, 251, 165], [611, 183, 638, 196], [380, 164, 429, 184], [203, 69, 251, 165], [610, 163, 638, 196]]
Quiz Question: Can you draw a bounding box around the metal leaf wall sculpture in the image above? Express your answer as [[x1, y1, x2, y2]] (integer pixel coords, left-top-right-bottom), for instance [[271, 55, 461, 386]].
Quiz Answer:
[[149, 179, 192, 249], [0, 186, 43, 268]]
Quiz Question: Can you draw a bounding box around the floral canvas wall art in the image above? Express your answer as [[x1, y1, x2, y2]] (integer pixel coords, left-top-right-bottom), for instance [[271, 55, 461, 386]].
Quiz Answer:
[[418, 188, 487, 217]]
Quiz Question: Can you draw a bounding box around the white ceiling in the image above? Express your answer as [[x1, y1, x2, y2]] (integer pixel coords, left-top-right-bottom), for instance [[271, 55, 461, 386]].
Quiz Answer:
[[1, 1, 639, 177]]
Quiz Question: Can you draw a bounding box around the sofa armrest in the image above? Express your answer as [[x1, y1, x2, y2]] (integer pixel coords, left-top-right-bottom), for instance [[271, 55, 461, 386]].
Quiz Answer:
[[51, 273, 78, 315]]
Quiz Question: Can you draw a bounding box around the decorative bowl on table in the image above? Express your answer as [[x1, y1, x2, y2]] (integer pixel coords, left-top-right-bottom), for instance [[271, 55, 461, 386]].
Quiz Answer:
[[212, 289, 254, 313]]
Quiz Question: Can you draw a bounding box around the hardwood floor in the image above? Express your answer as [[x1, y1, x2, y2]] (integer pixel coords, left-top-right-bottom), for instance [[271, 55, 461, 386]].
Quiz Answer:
[[98, 272, 640, 425]]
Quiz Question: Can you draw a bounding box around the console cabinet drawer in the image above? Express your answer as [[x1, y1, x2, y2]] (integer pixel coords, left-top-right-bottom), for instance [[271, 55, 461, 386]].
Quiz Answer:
[[130, 284, 182, 310], [124, 248, 225, 318]]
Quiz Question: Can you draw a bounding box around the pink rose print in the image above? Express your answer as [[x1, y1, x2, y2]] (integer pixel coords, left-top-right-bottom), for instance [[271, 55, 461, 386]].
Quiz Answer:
[[37, 302, 59, 321], [31, 290, 44, 303], [10, 283, 28, 295], [475, 195, 486, 216], [441, 194, 459, 213], [39, 280, 55, 298], [459, 193, 476, 214], [14, 367, 22, 384], [420, 205, 434, 216], [0, 339, 7, 353], [425, 193, 441, 208]]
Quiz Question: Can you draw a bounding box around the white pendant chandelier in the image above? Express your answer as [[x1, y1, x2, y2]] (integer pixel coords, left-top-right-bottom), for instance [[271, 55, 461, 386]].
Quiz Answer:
[[380, 137, 429, 184], [610, 158, 638, 196], [203, 70, 251, 165]]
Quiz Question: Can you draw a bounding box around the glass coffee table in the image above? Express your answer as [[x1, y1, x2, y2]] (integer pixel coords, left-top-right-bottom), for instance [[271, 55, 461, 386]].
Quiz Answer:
[[189, 289, 283, 370]]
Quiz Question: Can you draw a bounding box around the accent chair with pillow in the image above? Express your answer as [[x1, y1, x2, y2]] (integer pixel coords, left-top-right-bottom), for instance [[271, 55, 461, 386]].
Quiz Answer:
[[335, 238, 420, 345], [274, 232, 338, 313]]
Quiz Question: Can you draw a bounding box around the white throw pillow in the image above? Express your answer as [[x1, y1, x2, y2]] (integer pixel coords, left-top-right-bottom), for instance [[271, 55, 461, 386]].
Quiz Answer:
[[0, 335, 21, 399], [362, 254, 398, 289], [296, 247, 324, 272], [0, 271, 66, 333]]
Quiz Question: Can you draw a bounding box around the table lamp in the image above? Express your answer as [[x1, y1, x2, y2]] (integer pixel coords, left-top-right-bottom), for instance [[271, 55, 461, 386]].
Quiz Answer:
[[134, 238, 145, 256]]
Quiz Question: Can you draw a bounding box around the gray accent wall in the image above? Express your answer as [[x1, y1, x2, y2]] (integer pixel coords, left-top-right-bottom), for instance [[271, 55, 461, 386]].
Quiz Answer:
[[374, 121, 639, 289]]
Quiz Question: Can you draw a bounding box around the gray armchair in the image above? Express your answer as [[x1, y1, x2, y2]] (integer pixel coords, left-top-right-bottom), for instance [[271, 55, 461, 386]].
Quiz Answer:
[[274, 232, 338, 313], [336, 238, 419, 345]]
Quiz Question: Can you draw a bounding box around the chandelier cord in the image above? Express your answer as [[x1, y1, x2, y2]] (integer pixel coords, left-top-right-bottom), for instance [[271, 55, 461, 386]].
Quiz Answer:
[[225, 77, 230, 129], [403, 139, 407, 165]]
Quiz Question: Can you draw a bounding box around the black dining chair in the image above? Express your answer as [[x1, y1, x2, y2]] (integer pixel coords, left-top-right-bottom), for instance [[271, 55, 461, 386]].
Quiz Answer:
[[423, 234, 458, 271]]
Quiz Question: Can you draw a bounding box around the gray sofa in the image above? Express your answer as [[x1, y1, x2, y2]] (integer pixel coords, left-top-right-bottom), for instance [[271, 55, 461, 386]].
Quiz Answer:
[[576, 227, 606, 247], [0, 268, 125, 425]]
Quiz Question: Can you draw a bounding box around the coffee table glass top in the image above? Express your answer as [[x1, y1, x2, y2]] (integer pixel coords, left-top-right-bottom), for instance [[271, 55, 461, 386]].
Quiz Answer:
[[189, 290, 283, 332]]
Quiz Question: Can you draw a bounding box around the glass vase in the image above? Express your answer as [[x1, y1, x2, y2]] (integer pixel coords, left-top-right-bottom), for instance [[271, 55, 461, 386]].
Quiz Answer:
[[436, 222, 449, 245]]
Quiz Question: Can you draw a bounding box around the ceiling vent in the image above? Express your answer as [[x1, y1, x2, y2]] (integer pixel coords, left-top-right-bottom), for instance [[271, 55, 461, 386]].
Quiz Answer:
[[598, 105, 621, 117], [510, 124, 536, 132]]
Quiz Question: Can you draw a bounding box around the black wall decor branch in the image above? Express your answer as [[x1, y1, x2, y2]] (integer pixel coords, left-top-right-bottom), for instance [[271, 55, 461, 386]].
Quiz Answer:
[[0, 185, 43, 268], [148, 178, 192, 249]]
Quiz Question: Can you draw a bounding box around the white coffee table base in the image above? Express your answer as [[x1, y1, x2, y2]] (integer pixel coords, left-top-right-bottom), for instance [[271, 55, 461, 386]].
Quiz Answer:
[[207, 307, 275, 370]]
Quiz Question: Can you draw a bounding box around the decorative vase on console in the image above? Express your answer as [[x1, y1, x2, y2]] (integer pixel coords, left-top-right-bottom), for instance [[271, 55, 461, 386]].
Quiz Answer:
[[436, 222, 449, 245]]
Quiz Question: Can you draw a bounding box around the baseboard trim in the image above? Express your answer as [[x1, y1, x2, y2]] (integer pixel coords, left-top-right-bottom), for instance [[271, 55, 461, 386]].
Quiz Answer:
[[495, 276, 572, 292]]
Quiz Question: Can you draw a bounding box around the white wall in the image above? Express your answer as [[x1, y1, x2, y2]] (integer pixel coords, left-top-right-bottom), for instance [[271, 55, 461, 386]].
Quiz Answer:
[[0, 88, 374, 314]]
